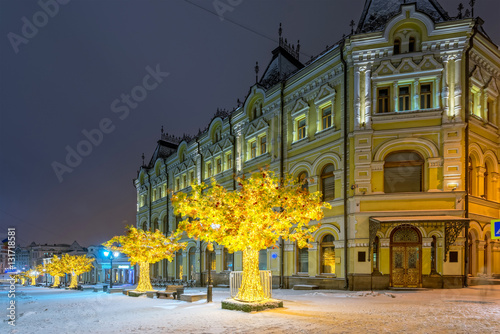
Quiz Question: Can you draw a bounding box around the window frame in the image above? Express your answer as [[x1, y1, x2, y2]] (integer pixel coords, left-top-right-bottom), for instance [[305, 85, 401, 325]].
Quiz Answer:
[[320, 234, 335, 275], [377, 87, 390, 113], [321, 164, 336, 201], [260, 135, 267, 155], [216, 158, 222, 174], [321, 105, 332, 130], [420, 83, 433, 109], [296, 244, 309, 274], [297, 117, 306, 140], [398, 85, 411, 111], [384, 150, 424, 193]]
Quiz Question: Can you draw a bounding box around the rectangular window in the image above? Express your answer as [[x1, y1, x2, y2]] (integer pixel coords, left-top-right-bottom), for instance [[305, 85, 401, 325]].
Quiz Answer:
[[176, 178, 180, 191], [216, 158, 222, 174], [227, 154, 232, 170], [399, 86, 411, 111], [260, 136, 267, 155], [487, 100, 494, 122], [259, 249, 267, 270], [420, 84, 432, 109], [190, 171, 195, 185], [449, 251, 458, 263], [250, 141, 256, 159], [183, 174, 187, 188], [207, 163, 212, 178], [298, 118, 306, 139], [322, 106, 332, 129], [377, 88, 390, 113], [358, 251, 366, 262]]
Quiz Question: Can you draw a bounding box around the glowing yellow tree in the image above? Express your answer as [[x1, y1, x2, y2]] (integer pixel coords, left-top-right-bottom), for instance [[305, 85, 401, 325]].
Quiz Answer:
[[10, 273, 26, 285], [103, 227, 186, 292], [46, 255, 65, 287], [25, 268, 41, 286], [60, 254, 94, 289], [171, 170, 331, 302]]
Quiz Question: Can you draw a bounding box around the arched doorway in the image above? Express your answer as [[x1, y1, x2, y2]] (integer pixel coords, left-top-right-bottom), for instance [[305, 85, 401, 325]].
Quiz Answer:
[[390, 225, 422, 287]]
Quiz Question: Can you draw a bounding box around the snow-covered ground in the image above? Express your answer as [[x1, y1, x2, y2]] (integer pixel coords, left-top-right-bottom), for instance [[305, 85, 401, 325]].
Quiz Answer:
[[1, 284, 499, 333]]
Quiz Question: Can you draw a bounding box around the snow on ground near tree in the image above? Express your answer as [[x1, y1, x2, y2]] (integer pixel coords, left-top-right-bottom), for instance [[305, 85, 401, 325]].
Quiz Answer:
[[2, 285, 499, 333]]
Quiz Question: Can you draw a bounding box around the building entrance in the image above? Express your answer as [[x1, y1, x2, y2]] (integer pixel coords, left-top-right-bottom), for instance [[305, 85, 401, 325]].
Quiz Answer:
[[390, 226, 421, 288]]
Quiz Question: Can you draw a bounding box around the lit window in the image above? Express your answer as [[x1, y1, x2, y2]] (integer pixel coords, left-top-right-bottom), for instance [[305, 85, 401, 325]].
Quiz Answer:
[[298, 171, 309, 193], [321, 164, 335, 201], [420, 84, 432, 109], [298, 118, 306, 139], [216, 158, 222, 174], [322, 106, 332, 129], [227, 154, 232, 170], [399, 86, 411, 111], [250, 141, 256, 159], [384, 151, 423, 193], [320, 234, 335, 274], [409, 37, 415, 52], [394, 39, 401, 55], [377, 88, 390, 113], [260, 136, 267, 155]]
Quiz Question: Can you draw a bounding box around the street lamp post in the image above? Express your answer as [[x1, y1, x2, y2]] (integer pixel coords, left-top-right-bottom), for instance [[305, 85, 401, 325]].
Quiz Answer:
[[103, 250, 119, 289], [207, 250, 213, 303]]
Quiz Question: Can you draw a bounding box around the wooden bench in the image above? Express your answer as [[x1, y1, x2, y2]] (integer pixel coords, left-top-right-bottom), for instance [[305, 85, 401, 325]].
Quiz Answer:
[[156, 285, 184, 300]]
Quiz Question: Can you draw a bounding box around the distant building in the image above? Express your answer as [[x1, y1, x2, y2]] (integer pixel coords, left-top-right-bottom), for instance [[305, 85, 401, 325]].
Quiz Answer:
[[81, 245, 135, 285], [136, 0, 499, 289]]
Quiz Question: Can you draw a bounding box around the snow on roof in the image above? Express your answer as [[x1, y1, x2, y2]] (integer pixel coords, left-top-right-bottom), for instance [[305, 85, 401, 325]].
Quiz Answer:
[[357, 0, 450, 34], [259, 46, 303, 89]]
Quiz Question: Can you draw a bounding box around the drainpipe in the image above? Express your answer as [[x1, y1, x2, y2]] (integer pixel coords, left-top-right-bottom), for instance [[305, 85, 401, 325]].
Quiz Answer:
[[165, 158, 169, 280], [340, 38, 349, 290], [280, 81, 285, 289], [464, 18, 479, 288]]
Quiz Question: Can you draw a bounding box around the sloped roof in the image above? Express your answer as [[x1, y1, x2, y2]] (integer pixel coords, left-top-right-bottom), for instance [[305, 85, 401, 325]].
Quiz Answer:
[[147, 140, 179, 167], [356, 0, 450, 34], [259, 46, 304, 88]]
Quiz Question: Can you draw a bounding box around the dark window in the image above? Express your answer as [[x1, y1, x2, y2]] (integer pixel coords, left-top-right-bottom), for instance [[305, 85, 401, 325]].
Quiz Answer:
[[216, 159, 222, 174], [358, 251, 366, 262], [321, 164, 335, 201], [420, 84, 432, 109], [259, 249, 267, 270], [431, 236, 437, 271], [298, 246, 308, 273], [251, 141, 256, 159], [487, 100, 493, 122], [224, 248, 233, 271], [399, 86, 411, 111], [409, 37, 416, 52], [260, 136, 267, 154], [394, 39, 401, 55], [377, 88, 390, 113], [188, 247, 196, 280], [384, 151, 424, 193], [449, 251, 458, 263]]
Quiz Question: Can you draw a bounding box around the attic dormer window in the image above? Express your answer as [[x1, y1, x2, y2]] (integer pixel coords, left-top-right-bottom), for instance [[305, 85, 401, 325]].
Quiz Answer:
[[394, 39, 401, 55]]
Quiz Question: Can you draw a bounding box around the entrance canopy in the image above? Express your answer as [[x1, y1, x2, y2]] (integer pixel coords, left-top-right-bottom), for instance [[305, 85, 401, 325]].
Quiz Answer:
[[369, 216, 470, 261]]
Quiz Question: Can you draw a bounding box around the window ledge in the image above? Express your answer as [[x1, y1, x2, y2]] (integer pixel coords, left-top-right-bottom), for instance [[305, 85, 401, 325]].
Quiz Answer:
[[245, 152, 271, 164], [293, 273, 309, 277], [315, 126, 335, 136], [315, 274, 337, 278], [292, 137, 309, 145], [372, 109, 442, 123]]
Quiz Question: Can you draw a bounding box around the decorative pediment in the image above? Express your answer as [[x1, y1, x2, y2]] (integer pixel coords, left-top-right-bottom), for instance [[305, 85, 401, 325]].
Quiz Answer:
[[289, 98, 309, 115], [396, 58, 418, 74], [315, 84, 336, 103], [373, 60, 397, 77], [487, 78, 499, 95], [417, 55, 441, 71], [471, 66, 486, 85], [222, 138, 233, 150], [212, 143, 223, 154], [187, 159, 196, 168], [245, 118, 269, 137]]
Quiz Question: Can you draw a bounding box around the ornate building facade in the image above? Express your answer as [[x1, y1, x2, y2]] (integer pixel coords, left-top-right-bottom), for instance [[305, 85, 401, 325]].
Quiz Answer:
[[135, 0, 499, 290]]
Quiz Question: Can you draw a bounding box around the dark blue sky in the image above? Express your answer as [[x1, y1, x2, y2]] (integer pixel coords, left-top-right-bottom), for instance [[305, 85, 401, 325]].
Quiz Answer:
[[1, 0, 499, 247]]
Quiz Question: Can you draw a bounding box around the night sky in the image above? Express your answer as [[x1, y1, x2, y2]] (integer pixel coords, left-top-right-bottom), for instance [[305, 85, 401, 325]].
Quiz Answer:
[[1, 0, 499, 247]]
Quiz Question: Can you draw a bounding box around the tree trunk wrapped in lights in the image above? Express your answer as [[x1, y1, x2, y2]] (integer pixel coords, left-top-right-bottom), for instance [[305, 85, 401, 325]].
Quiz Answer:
[[10, 274, 27, 285], [104, 227, 186, 292], [46, 255, 65, 287], [60, 254, 94, 289], [171, 170, 331, 303]]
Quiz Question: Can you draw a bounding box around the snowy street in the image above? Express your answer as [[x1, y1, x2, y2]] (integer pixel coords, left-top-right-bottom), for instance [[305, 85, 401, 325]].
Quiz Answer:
[[2, 285, 499, 333]]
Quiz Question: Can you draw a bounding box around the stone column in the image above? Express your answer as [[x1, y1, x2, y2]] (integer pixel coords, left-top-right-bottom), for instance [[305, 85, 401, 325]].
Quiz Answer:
[[393, 81, 399, 112], [364, 66, 372, 128], [454, 56, 462, 117], [354, 66, 361, 129], [477, 166, 486, 197], [442, 56, 449, 116], [413, 79, 420, 110], [477, 240, 486, 275]]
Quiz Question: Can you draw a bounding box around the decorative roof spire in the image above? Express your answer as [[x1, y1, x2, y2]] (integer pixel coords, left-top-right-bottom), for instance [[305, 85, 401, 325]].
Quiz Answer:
[[141, 153, 145, 166], [254, 61, 259, 83], [457, 3, 464, 19], [350, 20, 356, 35], [469, 0, 475, 17]]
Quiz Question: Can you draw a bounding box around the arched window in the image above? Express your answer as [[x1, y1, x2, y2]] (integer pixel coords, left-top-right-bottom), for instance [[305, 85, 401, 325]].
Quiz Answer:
[[483, 165, 489, 199], [384, 151, 423, 193], [394, 39, 401, 55], [224, 248, 233, 271], [259, 249, 267, 270], [297, 245, 308, 273], [320, 234, 335, 274], [142, 222, 147, 231], [298, 171, 309, 193], [373, 236, 379, 272], [484, 235, 489, 275], [321, 164, 335, 201], [409, 37, 416, 52], [188, 247, 196, 280], [153, 219, 159, 232], [163, 216, 169, 235]]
